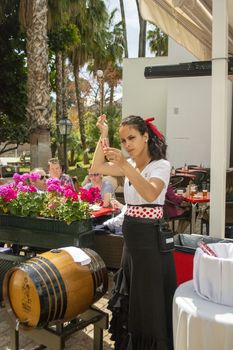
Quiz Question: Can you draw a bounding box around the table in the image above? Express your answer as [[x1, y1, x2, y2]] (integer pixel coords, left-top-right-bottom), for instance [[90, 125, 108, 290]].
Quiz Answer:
[[172, 172, 196, 180], [173, 280, 233, 350], [184, 193, 210, 233], [176, 168, 208, 174], [91, 207, 118, 218]]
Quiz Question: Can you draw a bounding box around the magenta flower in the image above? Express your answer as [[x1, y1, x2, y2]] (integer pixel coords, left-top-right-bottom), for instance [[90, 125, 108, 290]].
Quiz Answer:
[[46, 178, 63, 194], [0, 184, 17, 202], [12, 173, 22, 184], [21, 173, 31, 182], [17, 185, 37, 193], [63, 185, 78, 201], [30, 172, 41, 181], [79, 187, 101, 204]]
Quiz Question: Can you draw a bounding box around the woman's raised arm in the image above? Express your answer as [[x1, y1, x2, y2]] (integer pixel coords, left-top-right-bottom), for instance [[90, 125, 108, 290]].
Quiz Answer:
[[91, 115, 124, 177]]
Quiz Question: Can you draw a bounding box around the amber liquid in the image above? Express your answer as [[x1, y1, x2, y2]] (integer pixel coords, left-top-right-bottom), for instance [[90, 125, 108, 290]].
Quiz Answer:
[[202, 190, 208, 199]]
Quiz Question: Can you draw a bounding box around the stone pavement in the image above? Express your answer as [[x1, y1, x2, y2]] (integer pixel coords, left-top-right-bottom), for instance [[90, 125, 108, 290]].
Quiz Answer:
[[0, 272, 115, 350]]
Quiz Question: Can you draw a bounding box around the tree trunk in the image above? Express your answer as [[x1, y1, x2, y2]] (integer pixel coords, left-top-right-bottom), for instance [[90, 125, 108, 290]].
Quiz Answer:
[[135, 0, 147, 57], [26, 0, 51, 169], [73, 61, 89, 165], [109, 84, 114, 106], [62, 51, 68, 118], [55, 51, 63, 161], [30, 128, 51, 171], [119, 0, 128, 58]]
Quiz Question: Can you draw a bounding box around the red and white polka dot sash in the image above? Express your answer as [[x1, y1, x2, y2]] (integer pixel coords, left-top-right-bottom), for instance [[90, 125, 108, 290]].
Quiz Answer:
[[125, 205, 163, 220]]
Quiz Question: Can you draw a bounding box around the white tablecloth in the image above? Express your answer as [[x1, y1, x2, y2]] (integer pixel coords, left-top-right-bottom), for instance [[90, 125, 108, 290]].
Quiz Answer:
[[173, 280, 233, 350]]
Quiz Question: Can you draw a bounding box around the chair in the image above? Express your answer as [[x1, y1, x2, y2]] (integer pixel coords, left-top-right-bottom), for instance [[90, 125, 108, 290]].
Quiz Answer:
[[164, 200, 192, 234], [201, 201, 233, 235], [187, 164, 199, 169], [189, 171, 206, 189], [226, 201, 233, 225], [170, 175, 186, 189], [170, 174, 195, 189]]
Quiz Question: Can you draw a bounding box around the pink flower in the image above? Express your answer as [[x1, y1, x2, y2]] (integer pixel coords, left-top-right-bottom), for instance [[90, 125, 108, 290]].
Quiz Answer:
[[21, 173, 31, 182], [0, 184, 17, 202], [79, 187, 101, 204], [47, 178, 63, 193], [63, 184, 78, 201], [17, 185, 37, 193], [30, 172, 41, 181], [12, 173, 22, 184]]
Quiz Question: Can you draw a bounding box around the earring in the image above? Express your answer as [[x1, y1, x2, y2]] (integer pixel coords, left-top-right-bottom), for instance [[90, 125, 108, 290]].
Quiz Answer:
[[145, 138, 148, 143]]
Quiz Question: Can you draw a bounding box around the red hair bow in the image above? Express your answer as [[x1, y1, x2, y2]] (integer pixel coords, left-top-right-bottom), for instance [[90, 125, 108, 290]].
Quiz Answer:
[[145, 117, 163, 140]]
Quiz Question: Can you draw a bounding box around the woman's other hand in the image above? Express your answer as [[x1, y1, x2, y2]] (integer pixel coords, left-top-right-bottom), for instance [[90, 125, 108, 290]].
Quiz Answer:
[[104, 148, 127, 168], [96, 114, 108, 137], [110, 198, 124, 210]]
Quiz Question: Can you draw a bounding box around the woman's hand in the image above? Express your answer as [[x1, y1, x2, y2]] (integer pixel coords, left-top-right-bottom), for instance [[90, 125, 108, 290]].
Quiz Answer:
[[104, 148, 127, 168], [96, 114, 108, 137]]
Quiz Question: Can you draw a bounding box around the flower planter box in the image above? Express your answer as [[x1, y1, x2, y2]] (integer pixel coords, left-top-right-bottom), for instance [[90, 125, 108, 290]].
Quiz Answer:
[[0, 213, 93, 250]]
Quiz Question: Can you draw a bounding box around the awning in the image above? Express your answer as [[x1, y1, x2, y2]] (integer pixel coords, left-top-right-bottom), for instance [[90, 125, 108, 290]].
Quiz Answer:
[[139, 0, 233, 60]]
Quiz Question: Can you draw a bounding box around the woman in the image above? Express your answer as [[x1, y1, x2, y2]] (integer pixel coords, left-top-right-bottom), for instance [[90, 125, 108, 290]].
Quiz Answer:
[[91, 114, 176, 350]]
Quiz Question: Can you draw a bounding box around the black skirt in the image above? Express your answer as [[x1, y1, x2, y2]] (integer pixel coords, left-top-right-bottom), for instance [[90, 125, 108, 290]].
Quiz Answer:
[[108, 215, 177, 350]]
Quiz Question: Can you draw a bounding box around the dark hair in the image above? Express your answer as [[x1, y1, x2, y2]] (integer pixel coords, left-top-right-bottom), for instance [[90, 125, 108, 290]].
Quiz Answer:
[[120, 115, 167, 160]]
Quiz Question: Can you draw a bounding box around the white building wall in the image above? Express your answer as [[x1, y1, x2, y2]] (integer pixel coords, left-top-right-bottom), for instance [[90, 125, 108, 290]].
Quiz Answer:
[[166, 39, 232, 168], [122, 57, 168, 135], [122, 40, 232, 168], [166, 76, 212, 167]]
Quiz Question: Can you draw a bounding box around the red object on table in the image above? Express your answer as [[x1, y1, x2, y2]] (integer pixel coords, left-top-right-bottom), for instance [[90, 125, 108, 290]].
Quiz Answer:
[[184, 194, 210, 203], [91, 207, 117, 217]]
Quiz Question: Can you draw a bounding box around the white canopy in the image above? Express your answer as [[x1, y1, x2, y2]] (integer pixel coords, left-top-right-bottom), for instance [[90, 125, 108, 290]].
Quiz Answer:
[[139, 0, 233, 61]]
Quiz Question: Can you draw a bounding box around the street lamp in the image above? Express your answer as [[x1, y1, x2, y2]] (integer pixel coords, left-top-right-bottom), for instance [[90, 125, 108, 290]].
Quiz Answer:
[[97, 69, 104, 115], [58, 116, 72, 173]]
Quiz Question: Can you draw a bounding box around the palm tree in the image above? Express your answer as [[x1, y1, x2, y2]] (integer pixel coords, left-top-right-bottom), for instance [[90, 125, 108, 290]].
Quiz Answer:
[[119, 0, 128, 58], [19, 0, 82, 169], [89, 10, 124, 107], [19, 0, 51, 170], [135, 0, 147, 57], [147, 26, 168, 56], [70, 0, 109, 164], [49, 23, 80, 164]]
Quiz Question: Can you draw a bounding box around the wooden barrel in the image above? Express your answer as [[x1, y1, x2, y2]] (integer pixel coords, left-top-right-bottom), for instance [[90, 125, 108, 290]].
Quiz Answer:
[[3, 248, 108, 328]]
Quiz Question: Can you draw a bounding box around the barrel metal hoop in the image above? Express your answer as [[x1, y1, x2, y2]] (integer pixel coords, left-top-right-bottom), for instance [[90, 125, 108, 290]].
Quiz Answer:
[[17, 262, 51, 328], [34, 256, 67, 321], [83, 249, 108, 302], [27, 258, 60, 323]]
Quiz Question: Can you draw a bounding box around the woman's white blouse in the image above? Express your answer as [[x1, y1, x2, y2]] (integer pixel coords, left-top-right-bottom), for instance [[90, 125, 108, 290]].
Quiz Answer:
[[124, 159, 170, 205]]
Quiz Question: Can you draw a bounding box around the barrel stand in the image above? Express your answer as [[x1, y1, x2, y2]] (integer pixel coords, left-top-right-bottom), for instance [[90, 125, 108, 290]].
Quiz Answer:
[[5, 306, 109, 350]]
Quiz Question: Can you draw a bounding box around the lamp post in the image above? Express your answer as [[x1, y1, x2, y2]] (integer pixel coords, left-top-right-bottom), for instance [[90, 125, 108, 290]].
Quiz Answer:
[[58, 116, 72, 173], [97, 69, 104, 115]]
